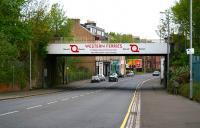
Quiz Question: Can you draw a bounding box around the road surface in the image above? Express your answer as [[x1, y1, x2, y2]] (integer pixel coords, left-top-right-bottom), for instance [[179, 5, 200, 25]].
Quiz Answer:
[[0, 74, 153, 128]]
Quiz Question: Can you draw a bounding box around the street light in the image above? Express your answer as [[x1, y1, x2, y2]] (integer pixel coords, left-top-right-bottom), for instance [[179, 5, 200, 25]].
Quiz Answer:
[[189, 0, 193, 99], [29, 41, 32, 90], [160, 10, 170, 88]]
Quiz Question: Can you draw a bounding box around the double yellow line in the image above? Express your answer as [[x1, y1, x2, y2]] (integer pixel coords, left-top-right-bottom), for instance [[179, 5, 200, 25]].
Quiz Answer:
[[120, 77, 157, 128], [120, 90, 137, 128]]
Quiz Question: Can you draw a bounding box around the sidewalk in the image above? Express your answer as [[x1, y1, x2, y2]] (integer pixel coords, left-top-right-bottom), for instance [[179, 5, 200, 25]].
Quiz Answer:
[[140, 79, 200, 128], [0, 79, 90, 101]]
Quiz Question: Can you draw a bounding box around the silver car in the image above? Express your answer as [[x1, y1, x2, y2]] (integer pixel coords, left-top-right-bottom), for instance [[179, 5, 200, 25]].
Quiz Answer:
[[98, 74, 106, 81]]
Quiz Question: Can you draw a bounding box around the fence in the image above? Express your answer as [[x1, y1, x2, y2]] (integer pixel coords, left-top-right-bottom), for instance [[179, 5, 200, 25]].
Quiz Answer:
[[193, 56, 200, 83]]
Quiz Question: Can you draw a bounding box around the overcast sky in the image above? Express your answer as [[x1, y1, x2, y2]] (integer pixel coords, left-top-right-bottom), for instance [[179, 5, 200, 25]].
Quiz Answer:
[[50, 0, 177, 39]]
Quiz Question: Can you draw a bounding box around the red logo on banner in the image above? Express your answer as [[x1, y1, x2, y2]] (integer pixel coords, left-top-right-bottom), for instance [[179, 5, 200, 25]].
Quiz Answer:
[[70, 45, 79, 53], [130, 44, 139, 52]]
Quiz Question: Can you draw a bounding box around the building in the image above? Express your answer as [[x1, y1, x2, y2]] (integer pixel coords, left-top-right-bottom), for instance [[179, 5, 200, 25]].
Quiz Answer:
[[143, 56, 161, 72], [71, 19, 126, 76]]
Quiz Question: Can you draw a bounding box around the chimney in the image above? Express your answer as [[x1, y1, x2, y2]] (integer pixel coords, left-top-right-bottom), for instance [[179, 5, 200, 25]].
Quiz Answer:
[[86, 20, 96, 26], [72, 19, 80, 25]]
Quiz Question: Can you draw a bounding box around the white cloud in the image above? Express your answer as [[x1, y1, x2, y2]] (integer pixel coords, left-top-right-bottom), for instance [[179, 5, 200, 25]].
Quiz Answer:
[[50, 0, 177, 39]]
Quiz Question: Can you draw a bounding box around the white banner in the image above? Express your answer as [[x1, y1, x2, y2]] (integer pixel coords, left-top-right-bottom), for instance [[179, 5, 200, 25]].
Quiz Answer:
[[47, 43, 168, 55]]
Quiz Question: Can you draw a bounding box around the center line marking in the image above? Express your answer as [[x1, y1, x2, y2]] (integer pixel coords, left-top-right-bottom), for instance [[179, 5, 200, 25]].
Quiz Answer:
[[26, 105, 42, 110], [47, 101, 58, 104], [72, 96, 78, 99], [61, 98, 69, 101], [0, 111, 19, 117]]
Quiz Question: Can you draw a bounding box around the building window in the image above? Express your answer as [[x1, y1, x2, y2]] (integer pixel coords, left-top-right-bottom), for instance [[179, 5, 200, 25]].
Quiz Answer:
[[102, 32, 104, 36]]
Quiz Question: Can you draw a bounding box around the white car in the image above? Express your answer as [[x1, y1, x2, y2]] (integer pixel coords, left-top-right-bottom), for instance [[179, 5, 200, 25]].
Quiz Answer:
[[91, 75, 100, 83], [127, 71, 134, 77], [152, 71, 160, 76]]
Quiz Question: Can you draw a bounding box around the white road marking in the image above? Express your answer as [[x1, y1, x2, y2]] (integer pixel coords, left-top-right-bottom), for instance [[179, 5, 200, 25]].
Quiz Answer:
[[79, 95, 84, 97], [61, 98, 69, 101], [47, 101, 58, 104], [0, 111, 19, 117], [71, 96, 78, 99], [26, 105, 42, 110]]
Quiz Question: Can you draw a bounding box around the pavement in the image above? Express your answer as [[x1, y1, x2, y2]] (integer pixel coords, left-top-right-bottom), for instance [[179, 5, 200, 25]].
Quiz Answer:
[[140, 78, 200, 128], [0, 79, 90, 101]]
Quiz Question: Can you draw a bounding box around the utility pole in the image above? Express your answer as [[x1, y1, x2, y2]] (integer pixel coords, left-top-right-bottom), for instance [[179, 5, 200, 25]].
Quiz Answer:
[[160, 10, 170, 88], [167, 10, 170, 88], [29, 42, 32, 90], [189, 0, 193, 99]]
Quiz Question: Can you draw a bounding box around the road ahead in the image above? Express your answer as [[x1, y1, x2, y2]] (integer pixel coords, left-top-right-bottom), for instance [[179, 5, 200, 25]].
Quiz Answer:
[[0, 74, 154, 128]]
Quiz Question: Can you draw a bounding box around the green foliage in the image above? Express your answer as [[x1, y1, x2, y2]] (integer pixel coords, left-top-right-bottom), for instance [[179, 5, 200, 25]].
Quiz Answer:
[[168, 66, 189, 93], [179, 83, 200, 102], [49, 3, 68, 37], [108, 32, 139, 43], [16, 67, 28, 90], [172, 0, 200, 53], [0, 34, 18, 83], [0, 0, 73, 88], [68, 68, 92, 82], [170, 66, 189, 83]]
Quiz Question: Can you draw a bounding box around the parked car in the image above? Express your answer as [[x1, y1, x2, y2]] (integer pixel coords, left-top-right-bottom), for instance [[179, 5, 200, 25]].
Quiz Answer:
[[152, 71, 160, 76], [117, 72, 125, 78], [91, 75, 100, 83], [127, 71, 135, 77], [109, 73, 118, 82], [98, 74, 106, 81]]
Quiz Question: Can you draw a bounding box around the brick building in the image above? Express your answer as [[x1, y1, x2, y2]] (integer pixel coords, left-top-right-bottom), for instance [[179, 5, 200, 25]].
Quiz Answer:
[[70, 19, 126, 76]]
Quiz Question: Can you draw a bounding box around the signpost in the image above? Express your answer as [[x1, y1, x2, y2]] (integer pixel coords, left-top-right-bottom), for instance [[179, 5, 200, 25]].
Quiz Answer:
[[186, 48, 194, 55]]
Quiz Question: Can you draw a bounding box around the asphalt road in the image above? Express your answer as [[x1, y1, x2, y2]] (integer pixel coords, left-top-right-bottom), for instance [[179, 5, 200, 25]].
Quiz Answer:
[[0, 74, 154, 128]]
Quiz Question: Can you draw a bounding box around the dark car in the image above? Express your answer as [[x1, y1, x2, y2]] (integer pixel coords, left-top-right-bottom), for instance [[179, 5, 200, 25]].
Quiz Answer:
[[109, 73, 118, 82], [117, 72, 125, 78]]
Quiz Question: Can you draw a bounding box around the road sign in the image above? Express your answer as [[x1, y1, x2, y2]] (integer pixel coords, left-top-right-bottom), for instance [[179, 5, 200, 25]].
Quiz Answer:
[[186, 48, 194, 54]]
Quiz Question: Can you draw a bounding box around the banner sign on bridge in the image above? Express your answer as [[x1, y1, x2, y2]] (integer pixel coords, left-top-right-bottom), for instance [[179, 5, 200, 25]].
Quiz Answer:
[[47, 43, 168, 55]]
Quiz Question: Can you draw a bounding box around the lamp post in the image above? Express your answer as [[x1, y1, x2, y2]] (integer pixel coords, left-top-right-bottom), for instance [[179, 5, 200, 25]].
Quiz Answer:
[[189, 0, 193, 99], [29, 42, 32, 90]]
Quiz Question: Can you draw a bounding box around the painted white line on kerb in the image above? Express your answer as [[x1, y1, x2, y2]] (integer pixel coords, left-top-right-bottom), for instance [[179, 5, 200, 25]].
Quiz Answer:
[[135, 92, 141, 128], [47, 101, 58, 105], [26, 105, 42, 110], [0, 111, 19, 117]]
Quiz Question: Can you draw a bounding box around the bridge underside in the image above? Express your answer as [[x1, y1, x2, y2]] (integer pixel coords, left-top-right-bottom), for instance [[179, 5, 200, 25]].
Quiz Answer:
[[44, 54, 168, 89]]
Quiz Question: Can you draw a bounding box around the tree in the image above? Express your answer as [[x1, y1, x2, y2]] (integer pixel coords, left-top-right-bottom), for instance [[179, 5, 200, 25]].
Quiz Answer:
[[48, 3, 73, 40], [108, 32, 138, 43], [172, 0, 200, 54], [0, 33, 18, 83]]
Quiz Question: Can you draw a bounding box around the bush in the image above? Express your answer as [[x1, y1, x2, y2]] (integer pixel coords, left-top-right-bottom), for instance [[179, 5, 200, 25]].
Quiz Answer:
[[15, 66, 28, 90], [67, 69, 92, 83], [168, 66, 189, 93], [178, 83, 200, 102]]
